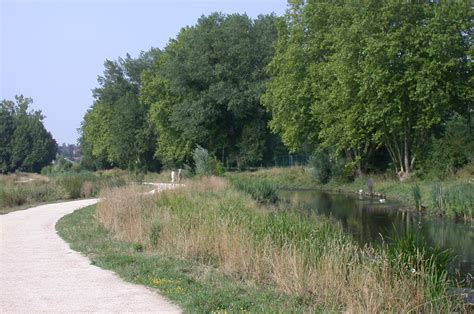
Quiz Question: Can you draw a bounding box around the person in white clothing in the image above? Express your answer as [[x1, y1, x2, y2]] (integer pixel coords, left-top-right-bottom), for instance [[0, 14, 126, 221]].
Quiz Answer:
[[171, 170, 176, 184]]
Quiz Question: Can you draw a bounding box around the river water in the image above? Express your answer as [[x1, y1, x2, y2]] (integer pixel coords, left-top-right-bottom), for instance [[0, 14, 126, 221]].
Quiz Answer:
[[280, 189, 474, 287]]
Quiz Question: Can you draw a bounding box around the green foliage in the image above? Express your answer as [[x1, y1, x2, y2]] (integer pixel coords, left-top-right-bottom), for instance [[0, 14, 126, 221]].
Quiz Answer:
[[230, 176, 278, 204], [411, 184, 422, 211], [41, 157, 77, 175], [0, 95, 57, 173], [47, 172, 126, 200], [308, 149, 354, 184], [308, 150, 332, 184], [387, 232, 450, 303], [80, 50, 161, 171], [54, 173, 98, 199], [228, 167, 317, 190], [430, 181, 474, 219], [263, 0, 472, 179], [424, 114, 474, 179], [141, 13, 282, 167], [192, 145, 224, 176]]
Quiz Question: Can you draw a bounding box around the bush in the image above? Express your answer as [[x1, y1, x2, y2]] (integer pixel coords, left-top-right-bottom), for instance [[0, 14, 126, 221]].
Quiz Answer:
[[54, 173, 97, 199], [424, 114, 474, 179], [330, 156, 355, 183], [41, 157, 77, 175], [193, 145, 225, 176], [308, 149, 332, 184]]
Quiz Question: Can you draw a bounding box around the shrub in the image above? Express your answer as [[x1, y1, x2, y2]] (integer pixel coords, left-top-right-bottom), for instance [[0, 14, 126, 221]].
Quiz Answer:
[[424, 114, 474, 179], [54, 173, 98, 199], [308, 149, 332, 184], [41, 157, 77, 175], [193, 145, 224, 176]]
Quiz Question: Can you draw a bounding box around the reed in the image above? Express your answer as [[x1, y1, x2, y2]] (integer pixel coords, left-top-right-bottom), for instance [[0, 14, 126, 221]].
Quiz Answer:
[[411, 184, 422, 210], [430, 181, 473, 220], [229, 176, 279, 203], [96, 177, 460, 311]]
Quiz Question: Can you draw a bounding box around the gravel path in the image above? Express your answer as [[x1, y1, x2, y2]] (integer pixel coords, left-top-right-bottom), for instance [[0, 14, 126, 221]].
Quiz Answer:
[[0, 197, 181, 313]]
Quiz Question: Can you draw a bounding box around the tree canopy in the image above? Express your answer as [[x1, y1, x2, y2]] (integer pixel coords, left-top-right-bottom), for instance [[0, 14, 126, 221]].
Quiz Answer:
[[79, 4, 472, 178], [0, 95, 57, 173], [80, 50, 161, 171], [263, 0, 472, 180], [82, 12, 288, 170], [141, 12, 284, 168]]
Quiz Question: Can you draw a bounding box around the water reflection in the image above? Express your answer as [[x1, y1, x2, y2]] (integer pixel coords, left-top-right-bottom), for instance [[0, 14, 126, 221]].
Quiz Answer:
[[280, 189, 474, 286]]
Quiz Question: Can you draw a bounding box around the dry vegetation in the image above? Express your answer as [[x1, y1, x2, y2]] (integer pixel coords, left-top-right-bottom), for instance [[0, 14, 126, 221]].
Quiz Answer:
[[0, 171, 127, 213], [96, 177, 462, 312]]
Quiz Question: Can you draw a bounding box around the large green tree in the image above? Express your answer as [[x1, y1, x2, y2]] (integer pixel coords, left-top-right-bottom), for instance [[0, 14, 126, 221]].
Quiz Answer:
[[0, 95, 57, 173], [80, 50, 161, 171], [141, 13, 283, 167], [263, 0, 472, 179]]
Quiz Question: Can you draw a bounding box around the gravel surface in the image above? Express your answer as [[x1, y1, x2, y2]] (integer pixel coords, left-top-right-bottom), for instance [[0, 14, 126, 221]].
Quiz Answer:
[[0, 198, 181, 313]]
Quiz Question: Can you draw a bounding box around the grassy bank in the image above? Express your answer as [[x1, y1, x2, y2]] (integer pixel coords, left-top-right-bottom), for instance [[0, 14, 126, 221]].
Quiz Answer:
[[57, 178, 466, 312], [228, 167, 474, 221], [0, 171, 126, 214]]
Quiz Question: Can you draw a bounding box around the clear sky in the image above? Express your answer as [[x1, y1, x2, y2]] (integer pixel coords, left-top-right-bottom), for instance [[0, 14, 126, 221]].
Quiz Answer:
[[1, 0, 287, 145]]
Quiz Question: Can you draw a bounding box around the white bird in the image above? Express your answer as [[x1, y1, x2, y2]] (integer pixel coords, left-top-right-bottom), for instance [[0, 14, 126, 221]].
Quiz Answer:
[[379, 198, 386, 203]]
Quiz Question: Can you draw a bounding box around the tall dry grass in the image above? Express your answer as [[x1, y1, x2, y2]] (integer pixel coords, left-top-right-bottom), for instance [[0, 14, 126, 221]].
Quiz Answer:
[[96, 177, 460, 312], [97, 185, 156, 243]]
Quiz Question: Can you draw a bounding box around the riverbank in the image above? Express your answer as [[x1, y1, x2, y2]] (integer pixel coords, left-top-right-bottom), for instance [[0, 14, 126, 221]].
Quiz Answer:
[[57, 177, 467, 312], [227, 167, 474, 222]]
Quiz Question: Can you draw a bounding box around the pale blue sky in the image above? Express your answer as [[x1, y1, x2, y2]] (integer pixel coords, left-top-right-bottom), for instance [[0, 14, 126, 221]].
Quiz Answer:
[[1, 0, 287, 144]]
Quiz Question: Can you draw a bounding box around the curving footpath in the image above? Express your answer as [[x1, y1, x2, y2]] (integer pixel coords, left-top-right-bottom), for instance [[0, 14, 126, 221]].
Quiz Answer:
[[0, 197, 181, 312]]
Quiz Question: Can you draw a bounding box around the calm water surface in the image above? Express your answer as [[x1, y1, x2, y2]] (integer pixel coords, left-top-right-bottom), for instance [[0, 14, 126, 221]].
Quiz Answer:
[[280, 189, 474, 286]]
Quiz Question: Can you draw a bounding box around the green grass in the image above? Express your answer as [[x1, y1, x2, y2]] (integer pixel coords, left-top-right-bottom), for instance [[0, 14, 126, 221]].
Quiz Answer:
[[56, 204, 311, 313], [228, 167, 474, 221], [228, 176, 279, 203]]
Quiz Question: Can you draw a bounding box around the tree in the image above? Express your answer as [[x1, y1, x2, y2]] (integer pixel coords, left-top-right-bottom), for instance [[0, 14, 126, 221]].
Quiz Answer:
[[80, 49, 161, 171], [0, 102, 15, 172], [0, 95, 57, 173], [263, 0, 472, 180], [141, 13, 283, 168], [357, 0, 472, 180]]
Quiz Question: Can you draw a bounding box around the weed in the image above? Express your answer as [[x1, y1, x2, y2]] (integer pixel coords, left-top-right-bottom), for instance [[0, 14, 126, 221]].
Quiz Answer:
[[411, 184, 422, 210]]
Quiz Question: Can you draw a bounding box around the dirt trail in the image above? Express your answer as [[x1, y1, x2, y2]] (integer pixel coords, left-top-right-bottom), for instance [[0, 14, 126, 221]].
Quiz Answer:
[[0, 195, 181, 312]]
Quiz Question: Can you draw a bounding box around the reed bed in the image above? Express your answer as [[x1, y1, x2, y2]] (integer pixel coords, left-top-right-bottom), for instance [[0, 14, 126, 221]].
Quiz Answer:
[[96, 176, 462, 311]]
